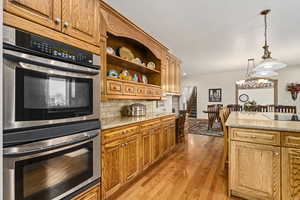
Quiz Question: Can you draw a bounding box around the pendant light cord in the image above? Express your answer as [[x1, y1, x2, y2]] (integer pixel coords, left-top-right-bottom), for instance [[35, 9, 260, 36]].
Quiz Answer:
[[264, 13, 268, 47]]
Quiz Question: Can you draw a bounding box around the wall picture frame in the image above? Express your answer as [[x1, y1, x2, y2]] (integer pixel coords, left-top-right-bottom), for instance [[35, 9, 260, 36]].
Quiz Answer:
[[209, 88, 222, 102]]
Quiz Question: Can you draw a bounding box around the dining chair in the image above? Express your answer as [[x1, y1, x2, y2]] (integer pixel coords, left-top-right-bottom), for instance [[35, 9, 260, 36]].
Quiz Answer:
[[275, 105, 297, 114], [268, 105, 275, 112], [257, 105, 268, 112], [176, 110, 187, 143], [227, 104, 243, 112], [219, 107, 230, 171], [207, 105, 218, 130]]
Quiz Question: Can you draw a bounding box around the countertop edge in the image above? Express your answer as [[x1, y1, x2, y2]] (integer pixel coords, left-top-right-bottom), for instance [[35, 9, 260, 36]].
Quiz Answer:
[[226, 123, 300, 133], [101, 113, 176, 130]]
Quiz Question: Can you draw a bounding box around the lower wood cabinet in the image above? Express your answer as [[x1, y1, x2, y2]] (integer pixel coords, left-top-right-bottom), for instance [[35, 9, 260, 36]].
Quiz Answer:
[[72, 184, 101, 200], [151, 125, 161, 162], [141, 128, 152, 170], [282, 147, 300, 200], [229, 128, 300, 200], [102, 116, 176, 199], [102, 140, 123, 197], [230, 141, 281, 200]]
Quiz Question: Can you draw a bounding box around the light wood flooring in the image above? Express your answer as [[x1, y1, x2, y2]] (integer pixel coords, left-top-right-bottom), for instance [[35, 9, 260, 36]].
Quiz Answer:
[[112, 134, 239, 200]]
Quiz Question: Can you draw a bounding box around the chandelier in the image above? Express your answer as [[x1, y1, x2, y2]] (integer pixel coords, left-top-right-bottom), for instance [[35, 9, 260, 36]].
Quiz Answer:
[[255, 9, 287, 72], [236, 59, 275, 88]]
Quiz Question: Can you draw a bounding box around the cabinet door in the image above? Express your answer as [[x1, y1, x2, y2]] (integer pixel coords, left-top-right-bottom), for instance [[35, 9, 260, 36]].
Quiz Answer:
[[151, 126, 160, 162], [169, 124, 176, 150], [103, 140, 123, 198], [4, 0, 61, 31], [282, 147, 300, 200], [141, 129, 151, 170], [230, 141, 280, 200], [161, 126, 168, 155], [72, 184, 100, 200], [62, 0, 100, 45], [123, 135, 139, 182]]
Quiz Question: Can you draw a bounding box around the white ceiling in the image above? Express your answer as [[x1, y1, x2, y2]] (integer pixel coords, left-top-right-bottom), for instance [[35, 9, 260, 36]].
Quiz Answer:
[[104, 0, 300, 75]]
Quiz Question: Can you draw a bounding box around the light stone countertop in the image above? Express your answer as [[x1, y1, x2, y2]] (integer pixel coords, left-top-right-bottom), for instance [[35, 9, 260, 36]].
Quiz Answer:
[[101, 113, 176, 130], [226, 112, 300, 132]]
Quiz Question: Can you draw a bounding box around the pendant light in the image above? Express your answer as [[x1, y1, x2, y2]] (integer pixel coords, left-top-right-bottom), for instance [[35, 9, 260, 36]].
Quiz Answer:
[[255, 9, 287, 72], [253, 70, 279, 78]]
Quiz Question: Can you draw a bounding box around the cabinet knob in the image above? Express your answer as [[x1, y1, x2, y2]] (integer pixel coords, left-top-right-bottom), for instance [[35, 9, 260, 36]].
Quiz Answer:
[[274, 152, 280, 156], [54, 18, 61, 25], [64, 22, 69, 28], [251, 135, 256, 138]]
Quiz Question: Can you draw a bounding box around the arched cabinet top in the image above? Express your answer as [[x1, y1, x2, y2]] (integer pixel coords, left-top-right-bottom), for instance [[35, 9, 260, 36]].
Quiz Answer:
[[100, 1, 168, 60]]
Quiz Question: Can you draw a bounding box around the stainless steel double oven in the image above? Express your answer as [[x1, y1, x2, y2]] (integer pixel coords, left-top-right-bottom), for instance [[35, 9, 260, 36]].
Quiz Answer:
[[3, 26, 101, 200]]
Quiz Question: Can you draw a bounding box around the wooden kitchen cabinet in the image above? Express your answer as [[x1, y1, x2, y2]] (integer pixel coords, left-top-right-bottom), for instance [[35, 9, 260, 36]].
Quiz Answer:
[[282, 147, 300, 200], [4, 0, 62, 31], [163, 53, 181, 95], [141, 128, 152, 170], [102, 115, 176, 199], [5, 0, 101, 46], [230, 141, 281, 200], [72, 184, 101, 200], [151, 125, 161, 162], [102, 140, 123, 197], [123, 135, 139, 182], [62, 0, 100, 44]]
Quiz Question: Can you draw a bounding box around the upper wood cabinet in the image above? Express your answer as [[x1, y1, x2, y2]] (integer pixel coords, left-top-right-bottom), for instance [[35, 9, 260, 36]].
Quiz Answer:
[[5, 0, 101, 46], [4, 0, 62, 31], [230, 141, 281, 200], [163, 53, 181, 95], [62, 0, 100, 45]]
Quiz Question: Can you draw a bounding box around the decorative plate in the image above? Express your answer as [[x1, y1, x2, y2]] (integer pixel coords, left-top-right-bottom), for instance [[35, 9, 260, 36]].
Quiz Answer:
[[239, 94, 249, 102], [107, 69, 119, 78], [118, 47, 134, 61], [142, 75, 148, 84], [147, 62, 156, 69], [132, 57, 142, 65], [106, 47, 115, 55]]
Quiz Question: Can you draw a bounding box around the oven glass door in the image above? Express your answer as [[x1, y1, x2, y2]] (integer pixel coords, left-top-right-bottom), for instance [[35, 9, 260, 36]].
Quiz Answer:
[[15, 142, 93, 200], [15, 68, 93, 121]]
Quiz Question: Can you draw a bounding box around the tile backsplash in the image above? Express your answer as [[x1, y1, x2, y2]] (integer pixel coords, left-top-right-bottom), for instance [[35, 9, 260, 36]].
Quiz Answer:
[[100, 100, 155, 119], [100, 97, 174, 119]]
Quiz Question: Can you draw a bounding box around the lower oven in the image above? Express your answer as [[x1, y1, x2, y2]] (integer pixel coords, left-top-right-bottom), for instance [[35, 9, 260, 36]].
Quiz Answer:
[[4, 129, 101, 200]]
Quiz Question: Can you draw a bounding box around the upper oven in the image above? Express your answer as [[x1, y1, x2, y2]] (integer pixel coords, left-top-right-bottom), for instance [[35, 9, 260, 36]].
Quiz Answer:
[[3, 26, 101, 131]]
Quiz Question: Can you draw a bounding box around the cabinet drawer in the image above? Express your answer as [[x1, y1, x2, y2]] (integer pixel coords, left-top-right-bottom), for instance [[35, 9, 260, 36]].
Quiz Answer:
[[72, 184, 100, 200], [231, 128, 280, 146], [123, 126, 139, 138], [103, 129, 124, 144], [107, 80, 123, 95], [153, 88, 161, 96], [123, 83, 136, 96], [103, 126, 139, 144], [282, 132, 300, 148], [141, 120, 160, 130], [145, 88, 154, 96], [136, 86, 146, 96]]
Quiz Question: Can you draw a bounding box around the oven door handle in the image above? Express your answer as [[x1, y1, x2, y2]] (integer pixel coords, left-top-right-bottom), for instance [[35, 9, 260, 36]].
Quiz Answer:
[[3, 50, 99, 76], [3, 130, 99, 157]]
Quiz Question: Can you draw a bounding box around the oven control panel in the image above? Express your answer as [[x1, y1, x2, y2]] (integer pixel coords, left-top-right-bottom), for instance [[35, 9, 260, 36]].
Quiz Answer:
[[14, 29, 95, 68]]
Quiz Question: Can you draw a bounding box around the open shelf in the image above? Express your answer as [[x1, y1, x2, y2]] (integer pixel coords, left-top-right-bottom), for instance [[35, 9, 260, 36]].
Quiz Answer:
[[106, 77, 161, 88], [107, 54, 161, 74]]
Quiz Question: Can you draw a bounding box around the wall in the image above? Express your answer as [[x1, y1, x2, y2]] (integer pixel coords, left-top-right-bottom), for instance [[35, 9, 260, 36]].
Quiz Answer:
[[238, 88, 274, 105], [182, 66, 300, 119]]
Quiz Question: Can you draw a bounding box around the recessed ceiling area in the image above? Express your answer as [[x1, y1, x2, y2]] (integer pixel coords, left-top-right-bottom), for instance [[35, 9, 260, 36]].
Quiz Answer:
[[104, 0, 300, 75]]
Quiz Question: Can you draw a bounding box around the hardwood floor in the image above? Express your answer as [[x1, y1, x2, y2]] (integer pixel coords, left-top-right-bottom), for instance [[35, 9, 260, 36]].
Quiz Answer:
[[111, 134, 239, 200]]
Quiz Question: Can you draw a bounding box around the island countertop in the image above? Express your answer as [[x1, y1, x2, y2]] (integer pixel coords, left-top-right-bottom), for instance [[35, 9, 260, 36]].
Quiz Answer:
[[226, 112, 300, 132], [101, 113, 176, 130]]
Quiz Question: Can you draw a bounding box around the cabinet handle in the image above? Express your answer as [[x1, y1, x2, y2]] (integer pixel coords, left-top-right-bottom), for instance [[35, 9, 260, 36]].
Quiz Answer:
[[54, 18, 61, 25], [274, 152, 280, 156], [64, 22, 69, 28]]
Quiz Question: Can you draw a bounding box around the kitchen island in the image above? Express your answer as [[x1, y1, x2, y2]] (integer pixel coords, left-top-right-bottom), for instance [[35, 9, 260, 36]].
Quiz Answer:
[[226, 112, 300, 200]]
